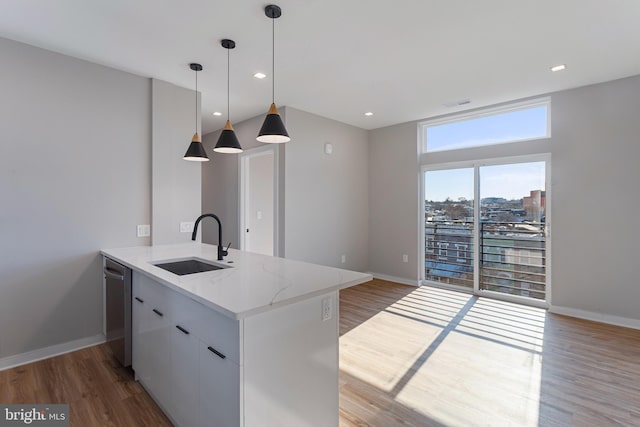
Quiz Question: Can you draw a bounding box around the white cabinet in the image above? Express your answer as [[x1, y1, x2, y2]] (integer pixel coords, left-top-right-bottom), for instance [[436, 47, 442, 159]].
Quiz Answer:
[[132, 272, 340, 427], [199, 340, 240, 427], [170, 292, 202, 427], [132, 273, 171, 404], [132, 272, 241, 427], [171, 321, 199, 427]]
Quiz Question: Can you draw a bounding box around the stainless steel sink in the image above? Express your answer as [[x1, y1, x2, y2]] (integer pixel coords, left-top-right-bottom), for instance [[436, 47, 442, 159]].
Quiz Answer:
[[152, 258, 231, 276]]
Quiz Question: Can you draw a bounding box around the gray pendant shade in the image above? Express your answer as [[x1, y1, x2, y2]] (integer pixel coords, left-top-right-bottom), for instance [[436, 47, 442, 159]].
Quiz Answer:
[[257, 103, 290, 143], [214, 120, 243, 153], [184, 133, 209, 161]]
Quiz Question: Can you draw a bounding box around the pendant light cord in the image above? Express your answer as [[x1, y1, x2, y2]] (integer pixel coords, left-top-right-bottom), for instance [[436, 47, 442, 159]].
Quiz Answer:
[[227, 47, 230, 121], [272, 16, 275, 104], [195, 69, 198, 134]]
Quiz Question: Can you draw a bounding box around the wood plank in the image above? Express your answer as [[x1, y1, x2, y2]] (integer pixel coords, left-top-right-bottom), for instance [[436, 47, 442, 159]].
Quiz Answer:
[[0, 343, 172, 427]]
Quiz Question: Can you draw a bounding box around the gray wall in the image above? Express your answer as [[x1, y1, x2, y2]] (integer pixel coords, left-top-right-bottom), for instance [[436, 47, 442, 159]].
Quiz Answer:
[[151, 79, 201, 244], [369, 74, 640, 321], [550, 76, 640, 319], [201, 114, 271, 249], [284, 108, 369, 271], [203, 107, 369, 272], [0, 38, 151, 359], [368, 123, 420, 281]]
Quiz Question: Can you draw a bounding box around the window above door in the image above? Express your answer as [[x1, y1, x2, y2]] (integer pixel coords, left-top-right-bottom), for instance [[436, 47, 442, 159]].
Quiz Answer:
[[421, 98, 550, 153]]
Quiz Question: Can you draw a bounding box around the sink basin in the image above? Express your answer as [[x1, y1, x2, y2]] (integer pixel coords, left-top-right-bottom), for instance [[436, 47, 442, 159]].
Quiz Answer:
[[153, 258, 231, 276]]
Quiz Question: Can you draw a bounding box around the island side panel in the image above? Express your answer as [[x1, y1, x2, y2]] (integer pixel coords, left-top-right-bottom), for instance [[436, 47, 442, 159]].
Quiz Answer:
[[243, 291, 339, 427]]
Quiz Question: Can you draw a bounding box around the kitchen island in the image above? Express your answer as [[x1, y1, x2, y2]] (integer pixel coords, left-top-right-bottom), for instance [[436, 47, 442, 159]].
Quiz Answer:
[[101, 243, 372, 427]]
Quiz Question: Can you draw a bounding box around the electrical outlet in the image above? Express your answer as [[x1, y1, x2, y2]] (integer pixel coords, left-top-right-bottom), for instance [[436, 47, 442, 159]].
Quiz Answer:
[[321, 297, 332, 321], [341, 254, 346, 264], [402, 254, 409, 263], [180, 221, 194, 233], [137, 224, 150, 237]]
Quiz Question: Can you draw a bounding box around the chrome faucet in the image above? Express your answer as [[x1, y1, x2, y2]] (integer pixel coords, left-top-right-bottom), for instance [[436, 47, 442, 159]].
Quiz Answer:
[[192, 213, 229, 260]]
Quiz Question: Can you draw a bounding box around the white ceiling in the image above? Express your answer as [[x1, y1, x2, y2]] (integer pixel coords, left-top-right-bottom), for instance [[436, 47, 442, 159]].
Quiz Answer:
[[2, 0, 640, 135]]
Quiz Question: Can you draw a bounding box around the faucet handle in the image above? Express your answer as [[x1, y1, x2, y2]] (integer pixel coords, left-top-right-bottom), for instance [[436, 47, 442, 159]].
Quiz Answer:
[[222, 242, 231, 256]]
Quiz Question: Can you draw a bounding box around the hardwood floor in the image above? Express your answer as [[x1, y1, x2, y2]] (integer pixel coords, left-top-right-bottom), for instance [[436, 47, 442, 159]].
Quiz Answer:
[[0, 344, 172, 426], [2, 279, 639, 426], [339, 279, 640, 426]]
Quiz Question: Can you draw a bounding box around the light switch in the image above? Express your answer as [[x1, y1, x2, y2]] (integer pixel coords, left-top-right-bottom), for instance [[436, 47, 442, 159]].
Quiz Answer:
[[324, 143, 333, 155], [257, 211, 263, 220], [180, 222, 194, 233], [137, 224, 150, 237]]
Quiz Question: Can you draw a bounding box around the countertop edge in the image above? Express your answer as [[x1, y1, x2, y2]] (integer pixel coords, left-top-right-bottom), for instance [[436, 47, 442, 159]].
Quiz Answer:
[[101, 248, 373, 320]]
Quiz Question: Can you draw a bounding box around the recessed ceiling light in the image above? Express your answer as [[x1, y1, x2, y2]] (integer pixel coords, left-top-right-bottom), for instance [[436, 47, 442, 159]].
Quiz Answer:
[[253, 72, 267, 79], [213, 112, 222, 116], [551, 64, 567, 72], [364, 112, 373, 116]]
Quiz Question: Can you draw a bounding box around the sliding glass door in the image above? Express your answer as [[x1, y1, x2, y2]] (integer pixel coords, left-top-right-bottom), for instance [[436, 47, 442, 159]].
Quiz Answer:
[[423, 158, 549, 305], [478, 162, 547, 301], [424, 168, 474, 290]]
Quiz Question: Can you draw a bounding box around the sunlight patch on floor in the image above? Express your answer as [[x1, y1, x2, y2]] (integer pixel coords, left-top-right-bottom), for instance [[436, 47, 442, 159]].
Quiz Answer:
[[341, 309, 442, 392], [395, 330, 543, 426], [341, 285, 545, 426]]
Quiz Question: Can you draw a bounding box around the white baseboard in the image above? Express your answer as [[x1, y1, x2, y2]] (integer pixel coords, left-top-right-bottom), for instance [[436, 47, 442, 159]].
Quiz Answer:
[[549, 305, 640, 330], [368, 272, 420, 287], [0, 334, 106, 372]]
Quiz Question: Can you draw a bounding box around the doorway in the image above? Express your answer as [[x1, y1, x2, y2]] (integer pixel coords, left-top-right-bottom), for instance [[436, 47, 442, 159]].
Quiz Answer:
[[239, 146, 278, 256], [422, 156, 550, 307]]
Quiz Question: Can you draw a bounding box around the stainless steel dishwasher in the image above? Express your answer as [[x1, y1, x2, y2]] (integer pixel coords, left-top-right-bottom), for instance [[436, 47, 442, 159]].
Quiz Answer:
[[104, 257, 132, 367]]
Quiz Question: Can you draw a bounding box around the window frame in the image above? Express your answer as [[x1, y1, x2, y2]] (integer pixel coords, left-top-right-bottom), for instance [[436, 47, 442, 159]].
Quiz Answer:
[[419, 153, 551, 309], [419, 97, 551, 154]]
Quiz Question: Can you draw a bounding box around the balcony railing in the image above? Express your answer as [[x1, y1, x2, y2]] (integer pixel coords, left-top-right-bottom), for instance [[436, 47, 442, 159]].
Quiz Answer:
[[425, 221, 474, 289], [425, 220, 546, 300]]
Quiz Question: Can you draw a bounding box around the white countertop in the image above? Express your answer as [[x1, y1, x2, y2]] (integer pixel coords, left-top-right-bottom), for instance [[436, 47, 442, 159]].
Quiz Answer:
[[101, 243, 372, 320]]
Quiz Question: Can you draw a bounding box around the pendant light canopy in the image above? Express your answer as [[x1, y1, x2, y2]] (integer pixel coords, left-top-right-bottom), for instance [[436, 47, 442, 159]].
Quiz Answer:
[[257, 4, 290, 144], [214, 39, 243, 154], [184, 63, 209, 161]]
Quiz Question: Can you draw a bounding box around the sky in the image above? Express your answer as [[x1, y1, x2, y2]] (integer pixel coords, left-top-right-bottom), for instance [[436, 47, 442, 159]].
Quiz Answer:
[[425, 162, 545, 202], [426, 105, 548, 152], [423, 104, 547, 201]]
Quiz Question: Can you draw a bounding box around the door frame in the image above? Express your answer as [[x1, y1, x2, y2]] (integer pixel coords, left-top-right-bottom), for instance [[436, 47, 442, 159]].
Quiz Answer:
[[419, 153, 551, 308], [238, 145, 280, 256]]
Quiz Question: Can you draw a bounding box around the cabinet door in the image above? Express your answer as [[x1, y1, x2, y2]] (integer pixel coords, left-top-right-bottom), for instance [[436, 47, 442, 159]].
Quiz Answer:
[[132, 274, 152, 384], [137, 274, 172, 411], [199, 340, 240, 427], [171, 315, 200, 427], [192, 302, 241, 365]]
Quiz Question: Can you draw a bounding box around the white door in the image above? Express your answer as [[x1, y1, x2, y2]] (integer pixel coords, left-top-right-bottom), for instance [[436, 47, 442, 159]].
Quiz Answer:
[[241, 148, 276, 256]]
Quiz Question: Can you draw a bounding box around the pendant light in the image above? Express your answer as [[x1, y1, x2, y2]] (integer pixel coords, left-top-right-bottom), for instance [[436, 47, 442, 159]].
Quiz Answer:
[[183, 63, 209, 161], [257, 4, 290, 143], [214, 39, 243, 153]]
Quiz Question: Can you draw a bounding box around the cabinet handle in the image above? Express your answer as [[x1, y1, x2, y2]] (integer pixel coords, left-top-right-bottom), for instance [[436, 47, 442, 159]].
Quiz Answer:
[[135, 297, 144, 303], [176, 325, 189, 335], [207, 346, 226, 359], [152, 308, 164, 317]]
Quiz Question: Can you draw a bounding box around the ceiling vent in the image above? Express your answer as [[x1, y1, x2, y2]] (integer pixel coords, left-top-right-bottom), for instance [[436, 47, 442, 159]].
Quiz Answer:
[[443, 99, 471, 108]]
